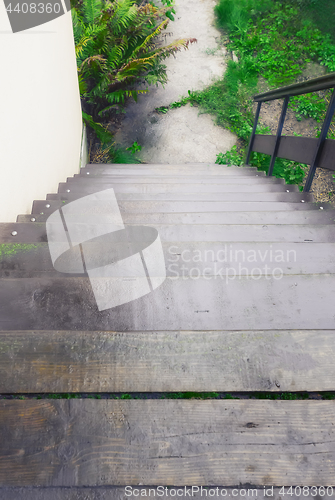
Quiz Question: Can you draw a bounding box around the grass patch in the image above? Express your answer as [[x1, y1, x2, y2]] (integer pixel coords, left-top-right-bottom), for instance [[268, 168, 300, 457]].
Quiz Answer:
[[0, 244, 39, 260]]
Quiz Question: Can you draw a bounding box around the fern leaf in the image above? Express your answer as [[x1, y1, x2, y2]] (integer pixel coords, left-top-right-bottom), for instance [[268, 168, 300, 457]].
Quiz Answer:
[[82, 0, 103, 24]]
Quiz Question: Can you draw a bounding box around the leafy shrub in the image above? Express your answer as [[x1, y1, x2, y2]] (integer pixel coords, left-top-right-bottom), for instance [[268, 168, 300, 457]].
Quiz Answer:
[[72, 0, 196, 120]]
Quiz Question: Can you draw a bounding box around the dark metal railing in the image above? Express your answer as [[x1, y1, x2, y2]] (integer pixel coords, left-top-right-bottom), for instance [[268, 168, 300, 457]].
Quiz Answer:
[[246, 72, 335, 192]]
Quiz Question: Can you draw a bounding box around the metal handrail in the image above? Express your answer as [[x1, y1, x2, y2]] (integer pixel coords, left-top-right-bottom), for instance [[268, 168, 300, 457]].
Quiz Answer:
[[254, 72, 335, 102], [246, 73, 335, 192]]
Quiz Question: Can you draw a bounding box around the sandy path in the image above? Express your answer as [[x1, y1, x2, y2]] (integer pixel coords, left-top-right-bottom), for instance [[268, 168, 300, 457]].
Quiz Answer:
[[114, 0, 236, 163]]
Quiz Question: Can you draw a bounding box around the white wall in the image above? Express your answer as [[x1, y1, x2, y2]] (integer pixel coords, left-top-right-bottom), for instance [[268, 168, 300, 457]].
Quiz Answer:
[[0, 6, 82, 222]]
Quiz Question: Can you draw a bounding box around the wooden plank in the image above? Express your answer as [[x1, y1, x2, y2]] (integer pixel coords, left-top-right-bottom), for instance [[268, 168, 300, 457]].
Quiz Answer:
[[16, 209, 335, 225], [59, 177, 274, 187], [252, 136, 335, 171], [61, 176, 278, 187], [3, 223, 335, 244], [31, 200, 319, 215], [31, 193, 314, 214], [0, 275, 334, 331], [1, 329, 335, 392], [0, 400, 334, 486], [319, 139, 335, 171], [252, 135, 276, 156], [1, 241, 335, 278], [60, 182, 295, 193], [70, 167, 259, 176], [1, 488, 334, 500]]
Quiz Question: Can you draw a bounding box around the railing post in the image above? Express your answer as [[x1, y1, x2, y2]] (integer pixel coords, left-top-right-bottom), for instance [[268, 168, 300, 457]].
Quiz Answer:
[[268, 95, 290, 177], [303, 87, 335, 192], [246, 101, 262, 165]]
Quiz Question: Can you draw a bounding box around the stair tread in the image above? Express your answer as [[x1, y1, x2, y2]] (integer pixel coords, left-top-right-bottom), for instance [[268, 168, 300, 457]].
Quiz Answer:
[[0, 399, 333, 486], [60, 177, 285, 185], [47, 183, 299, 194], [31, 193, 313, 214], [30, 201, 321, 215], [2, 222, 335, 243], [1, 329, 335, 392], [16, 209, 335, 224], [0, 274, 334, 330]]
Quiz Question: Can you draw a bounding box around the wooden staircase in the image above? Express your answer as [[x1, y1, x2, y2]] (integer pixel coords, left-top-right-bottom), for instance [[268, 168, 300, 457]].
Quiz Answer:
[[1, 162, 335, 497]]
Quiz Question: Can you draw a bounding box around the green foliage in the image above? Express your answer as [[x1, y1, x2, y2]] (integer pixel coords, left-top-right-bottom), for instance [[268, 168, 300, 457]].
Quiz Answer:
[[0, 244, 38, 260], [249, 152, 308, 187], [289, 94, 327, 122], [207, 0, 335, 188], [216, 146, 308, 187], [82, 112, 113, 143], [126, 141, 142, 154], [216, 145, 244, 166], [161, 392, 220, 399], [72, 0, 196, 117]]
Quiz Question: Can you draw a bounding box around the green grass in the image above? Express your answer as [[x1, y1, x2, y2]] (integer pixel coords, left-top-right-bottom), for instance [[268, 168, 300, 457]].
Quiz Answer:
[[0, 244, 39, 260]]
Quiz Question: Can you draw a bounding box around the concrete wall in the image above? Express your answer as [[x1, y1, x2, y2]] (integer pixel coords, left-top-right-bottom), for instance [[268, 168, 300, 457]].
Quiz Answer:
[[0, 6, 82, 222]]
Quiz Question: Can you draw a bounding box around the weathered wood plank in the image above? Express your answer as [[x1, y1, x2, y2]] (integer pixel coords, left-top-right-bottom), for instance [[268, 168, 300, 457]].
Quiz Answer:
[[0, 400, 334, 486], [1, 330, 335, 392], [64, 181, 299, 193], [31, 193, 313, 215], [71, 167, 259, 176], [31, 200, 319, 215], [1, 242, 335, 278], [55, 182, 296, 193], [1, 487, 333, 500], [0, 275, 334, 330], [16, 209, 335, 225], [59, 177, 274, 188], [2, 222, 335, 244], [252, 136, 335, 171]]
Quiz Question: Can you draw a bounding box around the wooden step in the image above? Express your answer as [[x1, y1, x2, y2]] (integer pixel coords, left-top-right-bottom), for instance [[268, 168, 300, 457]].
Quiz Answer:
[[48, 183, 300, 194], [61, 177, 284, 186], [0, 274, 334, 330], [2, 222, 335, 244], [83, 162, 241, 169], [31, 193, 313, 215], [30, 201, 320, 216], [38, 192, 315, 211], [73, 166, 260, 176], [0, 487, 327, 500], [1, 241, 335, 277], [17, 209, 335, 225], [0, 400, 334, 486], [1, 329, 335, 392]]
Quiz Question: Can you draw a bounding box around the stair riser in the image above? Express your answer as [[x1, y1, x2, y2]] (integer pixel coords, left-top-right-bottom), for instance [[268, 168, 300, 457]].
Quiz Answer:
[[0, 275, 334, 330]]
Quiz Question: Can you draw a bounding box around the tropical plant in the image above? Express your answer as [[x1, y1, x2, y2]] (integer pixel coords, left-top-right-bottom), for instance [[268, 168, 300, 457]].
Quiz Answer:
[[72, 0, 196, 123]]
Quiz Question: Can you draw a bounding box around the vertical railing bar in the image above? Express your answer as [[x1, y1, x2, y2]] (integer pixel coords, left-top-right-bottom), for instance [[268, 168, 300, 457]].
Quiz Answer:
[[303, 87, 335, 192], [267, 95, 290, 177], [246, 101, 262, 165]]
